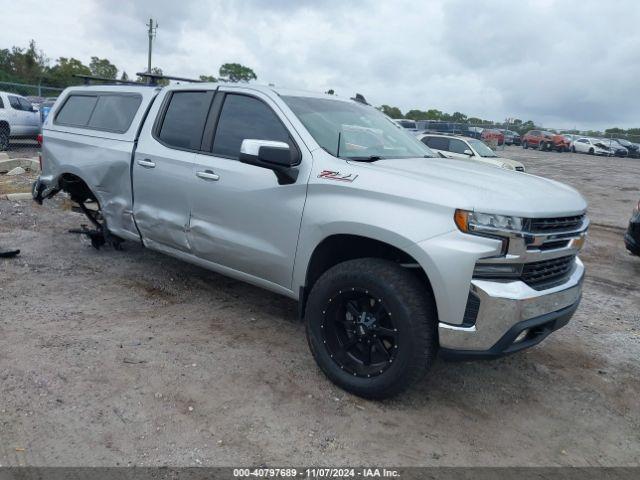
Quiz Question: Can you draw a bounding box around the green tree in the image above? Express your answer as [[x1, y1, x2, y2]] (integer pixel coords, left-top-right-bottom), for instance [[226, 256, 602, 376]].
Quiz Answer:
[[379, 104, 402, 118], [136, 67, 169, 86], [46, 57, 91, 87], [120, 71, 129, 82], [405, 109, 429, 121], [325, 89, 335, 95], [451, 111, 467, 123], [199, 75, 217, 82], [89, 57, 118, 79], [218, 63, 257, 83]]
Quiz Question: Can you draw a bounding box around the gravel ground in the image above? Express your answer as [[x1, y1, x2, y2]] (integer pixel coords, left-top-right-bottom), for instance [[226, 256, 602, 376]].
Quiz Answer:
[[0, 147, 639, 467]]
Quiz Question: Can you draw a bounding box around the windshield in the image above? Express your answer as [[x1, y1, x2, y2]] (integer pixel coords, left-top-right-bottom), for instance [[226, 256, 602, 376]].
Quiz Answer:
[[283, 96, 437, 159], [468, 139, 498, 157]]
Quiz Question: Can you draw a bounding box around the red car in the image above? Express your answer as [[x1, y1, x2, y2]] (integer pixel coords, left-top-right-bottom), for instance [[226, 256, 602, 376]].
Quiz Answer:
[[480, 129, 505, 146], [522, 130, 569, 152]]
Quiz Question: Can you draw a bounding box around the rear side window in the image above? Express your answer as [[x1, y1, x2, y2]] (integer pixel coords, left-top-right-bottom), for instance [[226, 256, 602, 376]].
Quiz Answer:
[[18, 98, 33, 111], [55, 93, 141, 133], [55, 95, 98, 127], [422, 136, 449, 151], [212, 94, 291, 159], [158, 91, 211, 150], [87, 95, 142, 132]]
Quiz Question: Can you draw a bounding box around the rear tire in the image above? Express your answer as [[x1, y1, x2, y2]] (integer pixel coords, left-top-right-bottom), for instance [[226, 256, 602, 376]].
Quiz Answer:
[[305, 258, 437, 399], [571, 146, 576, 153], [589, 147, 594, 155]]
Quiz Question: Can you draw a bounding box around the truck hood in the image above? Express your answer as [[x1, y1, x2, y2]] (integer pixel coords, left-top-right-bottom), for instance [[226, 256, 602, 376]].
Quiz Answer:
[[350, 157, 587, 217]]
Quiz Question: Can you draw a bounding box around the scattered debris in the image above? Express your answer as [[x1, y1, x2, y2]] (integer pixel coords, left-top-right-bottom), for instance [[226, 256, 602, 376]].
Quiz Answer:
[[0, 248, 20, 258], [123, 357, 146, 364], [6, 167, 26, 176]]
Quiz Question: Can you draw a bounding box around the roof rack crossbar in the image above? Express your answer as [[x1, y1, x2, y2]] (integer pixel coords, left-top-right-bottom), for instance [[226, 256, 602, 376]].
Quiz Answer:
[[73, 74, 141, 86], [135, 72, 203, 86]]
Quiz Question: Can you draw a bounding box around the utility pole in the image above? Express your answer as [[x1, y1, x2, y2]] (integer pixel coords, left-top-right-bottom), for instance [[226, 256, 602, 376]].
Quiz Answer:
[[146, 18, 158, 75]]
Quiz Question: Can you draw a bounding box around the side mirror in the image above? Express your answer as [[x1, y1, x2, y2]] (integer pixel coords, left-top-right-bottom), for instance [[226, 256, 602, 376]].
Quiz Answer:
[[463, 149, 474, 156], [239, 139, 299, 184]]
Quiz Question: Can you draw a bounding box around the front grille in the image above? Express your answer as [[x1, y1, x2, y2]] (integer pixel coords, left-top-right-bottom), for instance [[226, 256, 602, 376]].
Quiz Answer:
[[528, 215, 584, 233], [521, 255, 575, 290]]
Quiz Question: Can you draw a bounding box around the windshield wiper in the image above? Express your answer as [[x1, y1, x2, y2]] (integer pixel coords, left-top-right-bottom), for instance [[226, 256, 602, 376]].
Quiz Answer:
[[348, 155, 383, 162]]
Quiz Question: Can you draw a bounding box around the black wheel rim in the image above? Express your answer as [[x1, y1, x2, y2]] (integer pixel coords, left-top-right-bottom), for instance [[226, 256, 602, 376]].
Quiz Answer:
[[320, 288, 399, 378]]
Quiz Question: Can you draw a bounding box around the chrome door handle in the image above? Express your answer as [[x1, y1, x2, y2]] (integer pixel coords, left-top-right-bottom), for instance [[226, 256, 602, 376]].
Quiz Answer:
[[137, 159, 156, 168], [196, 170, 220, 181]]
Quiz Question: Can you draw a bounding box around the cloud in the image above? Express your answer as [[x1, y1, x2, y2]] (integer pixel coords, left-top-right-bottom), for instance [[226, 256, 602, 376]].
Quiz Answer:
[[4, 0, 640, 129]]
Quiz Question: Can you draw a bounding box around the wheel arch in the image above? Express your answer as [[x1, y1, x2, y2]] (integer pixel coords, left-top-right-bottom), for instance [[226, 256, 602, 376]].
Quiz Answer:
[[297, 233, 436, 320]]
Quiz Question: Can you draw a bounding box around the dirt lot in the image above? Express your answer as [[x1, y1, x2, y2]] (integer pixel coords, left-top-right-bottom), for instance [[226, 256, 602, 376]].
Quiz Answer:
[[0, 146, 639, 467]]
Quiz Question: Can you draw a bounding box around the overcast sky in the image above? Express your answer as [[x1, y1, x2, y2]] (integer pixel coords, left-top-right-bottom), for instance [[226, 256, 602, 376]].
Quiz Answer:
[[5, 0, 640, 129]]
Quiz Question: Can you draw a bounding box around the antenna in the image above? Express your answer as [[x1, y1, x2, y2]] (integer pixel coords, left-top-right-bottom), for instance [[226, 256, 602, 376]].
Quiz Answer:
[[146, 18, 158, 76]]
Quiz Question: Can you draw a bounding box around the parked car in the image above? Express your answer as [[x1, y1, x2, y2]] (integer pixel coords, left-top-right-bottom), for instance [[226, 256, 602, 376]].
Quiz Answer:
[[499, 129, 521, 146], [522, 130, 567, 151], [467, 126, 483, 139], [0, 91, 41, 150], [625, 200, 640, 256], [600, 139, 628, 157], [571, 137, 612, 155], [418, 134, 525, 171], [614, 138, 640, 158], [34, 83, 588, 399], [480, 129, 505, 146]]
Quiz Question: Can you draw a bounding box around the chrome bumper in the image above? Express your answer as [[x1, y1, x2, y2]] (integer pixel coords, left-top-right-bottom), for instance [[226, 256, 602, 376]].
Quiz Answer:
[[438, 257, 584, 355]]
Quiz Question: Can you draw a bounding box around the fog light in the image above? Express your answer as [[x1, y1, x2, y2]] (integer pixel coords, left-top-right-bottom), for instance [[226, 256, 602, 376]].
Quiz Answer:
[[514, 329, 529, 343]]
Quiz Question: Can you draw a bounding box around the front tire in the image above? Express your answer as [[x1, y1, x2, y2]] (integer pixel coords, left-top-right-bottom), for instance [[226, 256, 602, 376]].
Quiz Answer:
[[305, 258, 437, 399], [523, 141, 528, 149]]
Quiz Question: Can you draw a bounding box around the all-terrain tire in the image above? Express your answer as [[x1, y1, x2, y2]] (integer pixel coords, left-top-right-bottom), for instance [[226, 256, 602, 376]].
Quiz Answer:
[[305, 258, 437, 399]]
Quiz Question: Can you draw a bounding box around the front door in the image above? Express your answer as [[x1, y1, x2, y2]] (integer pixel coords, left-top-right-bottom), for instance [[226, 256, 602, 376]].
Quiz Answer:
[[132, 89, 214, 252], [188, 91, 309, 289]]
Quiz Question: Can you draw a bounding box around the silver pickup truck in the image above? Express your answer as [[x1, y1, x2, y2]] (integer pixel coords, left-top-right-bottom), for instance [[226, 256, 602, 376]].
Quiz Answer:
[[33, 83, 588, 398]]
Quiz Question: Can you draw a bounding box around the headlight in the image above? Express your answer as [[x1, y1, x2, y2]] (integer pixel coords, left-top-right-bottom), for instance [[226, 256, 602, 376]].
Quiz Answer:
[[454, 209, 524, 234]]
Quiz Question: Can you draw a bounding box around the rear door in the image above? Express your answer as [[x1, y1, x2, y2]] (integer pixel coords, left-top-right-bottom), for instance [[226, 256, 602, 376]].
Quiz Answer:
[[187, 90, 309, 288], [132, 89, 214, 252]]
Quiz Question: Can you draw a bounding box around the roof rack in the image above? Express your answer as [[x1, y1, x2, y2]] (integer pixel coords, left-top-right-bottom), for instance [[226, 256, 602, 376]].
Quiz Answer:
[[135, 72, 203, 86], [73, 74, 141, 86], [351, 93, 369, 105]]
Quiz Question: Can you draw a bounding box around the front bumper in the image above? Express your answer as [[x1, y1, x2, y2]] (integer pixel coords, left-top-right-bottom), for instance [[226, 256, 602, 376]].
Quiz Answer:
[[439, 257, 584, 359]]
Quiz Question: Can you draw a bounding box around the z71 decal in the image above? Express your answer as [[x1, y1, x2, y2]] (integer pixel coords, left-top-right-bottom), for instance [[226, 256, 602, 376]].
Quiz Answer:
[[317, 170, 359, 182]]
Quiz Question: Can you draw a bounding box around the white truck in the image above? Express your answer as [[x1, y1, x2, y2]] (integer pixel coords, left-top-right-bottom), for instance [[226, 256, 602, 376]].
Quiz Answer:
[[0, 91, 41, 150], [33, 82, 589, 398]]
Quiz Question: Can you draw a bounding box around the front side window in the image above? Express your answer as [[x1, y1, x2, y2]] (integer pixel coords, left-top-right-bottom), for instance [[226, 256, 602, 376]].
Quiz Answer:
[[18, 98, 33, 111], [158, 91, 212, 150], [213, 94, 291, 159], [0, 96, 4, 109], [283, 96, 436, 160], [449, 138, 469, 154]]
